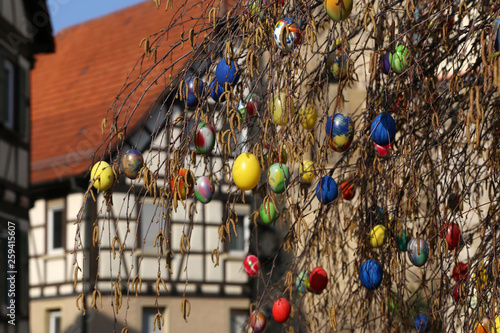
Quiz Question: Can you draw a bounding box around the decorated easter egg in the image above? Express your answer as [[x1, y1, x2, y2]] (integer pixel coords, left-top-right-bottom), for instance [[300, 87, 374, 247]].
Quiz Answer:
[[216, 59, 240, 86], [316, 176, 338, 204], [170, 168, 195, 200], [359, 259, 383, 290], [396, 230, 409, 252], [447, 193, 461, 210], [194, 122, 216, 154], [440, 222, 461, 251], [407, 238, 429, 267], [263, 145, 288, 165], [233, 153, 261, 191], [182, 77, 204, 107], [250, 310, 267, 332], [300, 160, 315, 183], [260, 200, 277, 224], [476, 317, 492, 333], [380, 52, 391, 74], [370, 113, 396, 146], [340, 180, 355, 200], [194, 176, 214, 204], [121, 149, 144, 179], [452, 262, 468, 282], [90, 161, 115, 191], [209, 80, 225, 103], [330, 54, 349, 80], [272, 298, 291, 323], [324, 0, 353, 22], [367, 205, 384, 226], [326, 114, 354, 152], [415, 314, 429, 333], [374, 142, 394, 158], [390, 45, 409, 73], [270, 92, 294, 125], [493, 18, 500, 52], [243, 254, 260, 277], [369, 225, 387, 248], [299, 104, 318, 129], [309, 266, 328, 293], [295, 272, 310, 293], [274, 18, 302, 51], [239, 93, 261, 119], [268, 163, 290, 194]]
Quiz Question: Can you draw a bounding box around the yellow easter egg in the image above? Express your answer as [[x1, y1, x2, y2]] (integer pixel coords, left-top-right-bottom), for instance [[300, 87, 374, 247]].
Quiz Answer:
[[90, 161, 115, 191], [232, 153, 261, 190], [369, 225, 387, 248], [300, 160, 315, 182], [271, 92, 294, 126], [299, 104, 318, 130]]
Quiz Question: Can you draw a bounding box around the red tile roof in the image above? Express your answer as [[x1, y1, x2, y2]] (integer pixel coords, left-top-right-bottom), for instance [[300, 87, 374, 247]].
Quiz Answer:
[[31, 0, 220, 184]]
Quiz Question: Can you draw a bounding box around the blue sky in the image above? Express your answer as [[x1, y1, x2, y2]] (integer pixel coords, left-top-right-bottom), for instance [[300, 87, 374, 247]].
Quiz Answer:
[[47, 0, 146, 33]]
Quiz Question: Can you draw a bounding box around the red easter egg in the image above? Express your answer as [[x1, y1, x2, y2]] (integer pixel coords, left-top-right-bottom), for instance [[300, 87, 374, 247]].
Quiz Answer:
[[452, 262, 468, 281], [309, 266, 328, 293], [170, 168, 195, 200], [272, 298, 291, 323], [452, 283, 463, 302], [440, 222, 461, 251], [243, 255, 260, 277], [374, 141, 394, 158], [340, 180, 355, 200]]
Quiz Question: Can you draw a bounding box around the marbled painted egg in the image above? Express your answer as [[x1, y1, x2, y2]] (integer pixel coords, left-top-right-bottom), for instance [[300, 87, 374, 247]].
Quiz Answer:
[[370, 113, 396, 146], [407, 238, 429, 267], [324, 0, 353, 22], [380, 52, 391, 74], [243, 254, 260, 277], [216, 59, 240, 86], [390, 45, 409, 73], [260, 200, 277, 224], [121, 149, 144, 179], [326, 114, 354, 152], [250, 310, 267, 332], [268, 163, 290, 194], [194, 176, 214, 204], [194, 122, 216, 154], [270, 92, 294, 126], [295, 272, 310, 293], [300, 160, 315, 183], [299, 104, 318, 130], [274, 18, 302, 52], [170, 168, 195, 200]]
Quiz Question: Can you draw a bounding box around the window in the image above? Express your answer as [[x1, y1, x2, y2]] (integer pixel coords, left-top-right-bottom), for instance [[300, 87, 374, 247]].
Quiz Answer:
[[228, 215, 250, 254], [48, 310, 61, 333], [230, 310, 248, 332], [3, 60, 14, 130], [140, 202, 164, 252], [47, 205, 64, 253], [142, 308, 164, 333]]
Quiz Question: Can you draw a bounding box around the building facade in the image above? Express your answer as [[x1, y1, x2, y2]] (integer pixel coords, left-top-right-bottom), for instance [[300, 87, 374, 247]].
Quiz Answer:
[[0, 1, 53, 332], [28, 2, 254, 333]]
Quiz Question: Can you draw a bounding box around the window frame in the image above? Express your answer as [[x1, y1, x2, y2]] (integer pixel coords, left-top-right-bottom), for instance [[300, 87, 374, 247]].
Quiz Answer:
[[142, 307, 165, 333], [48, 310, 61, 333], [47, 205, 65, 254], [226, 205, 251, 255]]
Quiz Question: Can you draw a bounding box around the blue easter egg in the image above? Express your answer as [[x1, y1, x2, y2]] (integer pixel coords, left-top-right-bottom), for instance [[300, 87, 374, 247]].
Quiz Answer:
[[414, 314, 429, 333], [370, 113, 396, 146], [315, 176, 338, 204], [326, 114, 354, 152], [359, 259, 383, 290], [183, 77, 204, 107], [216, 59, 240, 86], [209, 80, 225, 103]]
